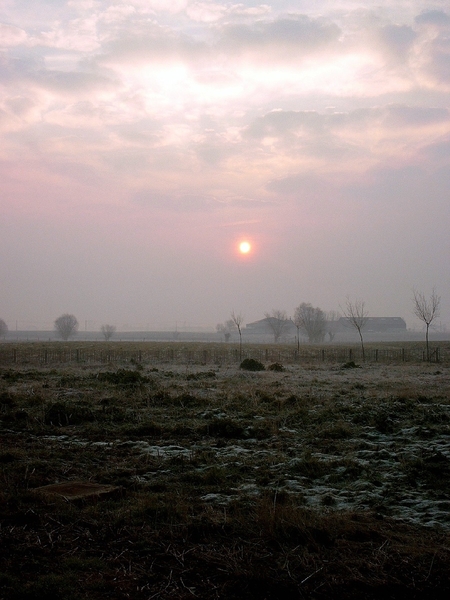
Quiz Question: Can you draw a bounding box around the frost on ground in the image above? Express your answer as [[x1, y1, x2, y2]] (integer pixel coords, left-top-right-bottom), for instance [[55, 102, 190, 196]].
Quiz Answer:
[[7, 360, 448, 531], [1, 354, 450, 599]]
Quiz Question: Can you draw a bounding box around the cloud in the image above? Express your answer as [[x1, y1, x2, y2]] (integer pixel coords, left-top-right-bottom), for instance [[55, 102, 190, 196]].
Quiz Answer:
[[186, 2, 227, 23], [129, 0, 188, 13], [132, 189, 219, 212], [227, 4, 272, 17], [377, 24, 416, 60], [415, 10, 450, 26], [413, 9, 450, 86], [97, 20, 203, 66], [218, 15, 341, 57], [266, 172, 334, 197], [420, 136, 450, 163], [244, 105, 450, 149], [244, 109, 324, 139], [0, 23, 27, 46]]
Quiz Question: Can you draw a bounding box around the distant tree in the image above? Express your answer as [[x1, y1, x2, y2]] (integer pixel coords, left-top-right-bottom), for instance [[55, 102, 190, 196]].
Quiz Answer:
[[412, 288, 440, 362], [264, 309, 290, 343], [0, 319, 8, 338], [293, 303, 326, 346], [216, 319, 237, 342], [325, 310, 340, 342], [54, 313, 79, 341], [230, 311, 244, 360], [101, 324, 116, 341], [342, 298, 368, 361]]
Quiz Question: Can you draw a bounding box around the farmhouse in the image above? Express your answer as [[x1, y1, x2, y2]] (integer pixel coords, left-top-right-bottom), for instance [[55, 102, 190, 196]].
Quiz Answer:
[[245, 316, 407, 337], [245, 318, 296, 335], [336, 317, 407, 332]]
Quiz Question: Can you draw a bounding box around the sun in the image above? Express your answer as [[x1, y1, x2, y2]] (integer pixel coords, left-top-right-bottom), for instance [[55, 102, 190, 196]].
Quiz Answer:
[[239, 241, 251, 254]]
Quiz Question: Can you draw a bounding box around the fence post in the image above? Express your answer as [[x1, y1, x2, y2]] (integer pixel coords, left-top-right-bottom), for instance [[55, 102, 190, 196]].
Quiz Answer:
[[375, 349, 378, 362], [349, 348, 353, 361], [402, 348, 405, 362], [321, 349, 325, 362]]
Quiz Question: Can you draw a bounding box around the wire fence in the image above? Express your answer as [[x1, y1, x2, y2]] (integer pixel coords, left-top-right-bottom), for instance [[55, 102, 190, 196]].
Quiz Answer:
[[0, 342, 447, 366]]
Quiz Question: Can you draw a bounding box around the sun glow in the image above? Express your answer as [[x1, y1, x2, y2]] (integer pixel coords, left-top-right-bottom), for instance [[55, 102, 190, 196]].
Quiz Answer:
[[239, 241, 251, 254]]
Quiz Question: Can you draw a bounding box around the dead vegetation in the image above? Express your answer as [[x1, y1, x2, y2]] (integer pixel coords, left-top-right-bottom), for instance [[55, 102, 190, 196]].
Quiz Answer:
[[1, 342, 450, 598]]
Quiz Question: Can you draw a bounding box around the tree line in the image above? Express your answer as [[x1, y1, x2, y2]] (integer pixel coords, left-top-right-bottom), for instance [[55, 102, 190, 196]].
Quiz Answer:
[[0, 288, 442, 363], [217, 289, 441, 362]]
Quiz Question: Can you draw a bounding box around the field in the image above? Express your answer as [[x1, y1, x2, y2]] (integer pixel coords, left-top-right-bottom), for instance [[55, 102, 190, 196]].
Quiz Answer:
[[1, 342, 450, 599]]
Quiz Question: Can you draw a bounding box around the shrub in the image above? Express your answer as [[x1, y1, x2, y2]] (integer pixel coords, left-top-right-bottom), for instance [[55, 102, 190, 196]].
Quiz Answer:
[[96, 369, 148, 386], [240, 358, 265, 371], [45, 402, 95, 426], [204, 417, 246, 438], [341, 361, 360, 369], [267, 362, 285, 372]]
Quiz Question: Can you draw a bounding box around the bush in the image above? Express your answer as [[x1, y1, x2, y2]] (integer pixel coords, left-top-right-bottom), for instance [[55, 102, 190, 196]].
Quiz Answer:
[[204, 418, 246, 438], [97, 369, 148, 386], [341, 361, 360, 369], [267, 362, 285, 372], [240, 358, 265, 371]]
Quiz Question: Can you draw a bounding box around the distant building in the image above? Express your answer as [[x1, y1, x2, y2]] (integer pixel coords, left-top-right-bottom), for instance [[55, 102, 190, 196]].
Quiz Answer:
[[245, 316, 407, 337], [245, 318, 296, 335], [337, 317, 407, 332]]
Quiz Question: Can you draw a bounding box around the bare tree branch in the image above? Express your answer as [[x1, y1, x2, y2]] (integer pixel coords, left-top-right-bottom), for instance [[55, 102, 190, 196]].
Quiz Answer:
[[342, 298, 368, 361], [293, 303, 326, 345], [101, 324, 116, 341], [54, 314, 79, 341], [216, 319, 237, 342], [264, 309, 290, 343], [412, 288, 440, 361], [231, 311, 244, 360]]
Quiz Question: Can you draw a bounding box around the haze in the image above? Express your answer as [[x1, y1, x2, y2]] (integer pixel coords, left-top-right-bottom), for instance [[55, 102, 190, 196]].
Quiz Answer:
[[1, 1, 449, 332]]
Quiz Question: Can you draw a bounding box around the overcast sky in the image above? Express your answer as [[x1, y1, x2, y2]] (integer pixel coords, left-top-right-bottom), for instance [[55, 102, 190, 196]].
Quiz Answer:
[[1, 0, 449, 332]]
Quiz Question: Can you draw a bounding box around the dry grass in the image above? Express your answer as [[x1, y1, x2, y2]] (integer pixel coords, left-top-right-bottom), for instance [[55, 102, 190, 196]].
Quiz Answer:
[[1, 342, 450, 598]]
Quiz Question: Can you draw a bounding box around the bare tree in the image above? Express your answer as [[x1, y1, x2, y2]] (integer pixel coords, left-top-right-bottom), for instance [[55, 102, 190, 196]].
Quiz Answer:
[[230, 311, 244, 360], [342, 298, 368, 361], [293, 303, 326, 346], [54, 313, 79, 341], [412, 288, 441, 362], [325, 310, 340, 342], [0, 319, 8, 338], [216, 319, 237, 342], [101, 324, 116, 341], [264, 309, 290, 343]]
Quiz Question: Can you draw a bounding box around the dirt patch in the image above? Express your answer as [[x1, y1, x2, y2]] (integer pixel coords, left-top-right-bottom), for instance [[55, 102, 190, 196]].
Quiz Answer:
[[33, 481, 121, 502]]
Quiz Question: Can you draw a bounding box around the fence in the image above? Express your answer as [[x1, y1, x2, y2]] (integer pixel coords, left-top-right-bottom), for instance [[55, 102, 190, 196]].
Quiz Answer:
[[0, 343, 447, 367]]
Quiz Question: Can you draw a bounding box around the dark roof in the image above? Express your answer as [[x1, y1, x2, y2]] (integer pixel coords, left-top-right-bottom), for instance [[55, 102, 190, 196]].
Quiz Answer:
[[338, 317, 407, 331]]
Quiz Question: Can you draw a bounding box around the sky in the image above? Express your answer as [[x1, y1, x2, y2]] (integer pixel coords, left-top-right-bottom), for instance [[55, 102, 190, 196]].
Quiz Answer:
[[1, 0, 449, 332]]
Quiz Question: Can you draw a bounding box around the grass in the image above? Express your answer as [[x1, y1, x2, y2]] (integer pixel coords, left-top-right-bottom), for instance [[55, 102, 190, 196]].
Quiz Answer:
[[1, 342, 450, 598]]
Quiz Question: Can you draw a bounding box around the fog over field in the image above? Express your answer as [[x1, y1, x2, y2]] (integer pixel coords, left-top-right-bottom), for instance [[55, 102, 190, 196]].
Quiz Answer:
[[1, 1, 449, 331]]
